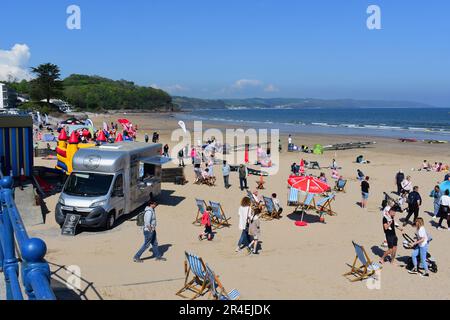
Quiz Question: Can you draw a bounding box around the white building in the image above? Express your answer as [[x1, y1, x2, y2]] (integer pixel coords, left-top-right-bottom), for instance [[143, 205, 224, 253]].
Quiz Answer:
[[0, 83, 17, 110], [0, 83, 6, 110]]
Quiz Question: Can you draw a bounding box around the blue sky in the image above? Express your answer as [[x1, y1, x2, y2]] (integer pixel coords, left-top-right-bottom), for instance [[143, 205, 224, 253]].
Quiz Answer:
[[0, 0, 449, 106]]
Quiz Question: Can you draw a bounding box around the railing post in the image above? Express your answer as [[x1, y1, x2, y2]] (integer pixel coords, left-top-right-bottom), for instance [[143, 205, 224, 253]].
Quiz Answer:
[[21, 238, 55, 300], [0, 176, 23, 300]]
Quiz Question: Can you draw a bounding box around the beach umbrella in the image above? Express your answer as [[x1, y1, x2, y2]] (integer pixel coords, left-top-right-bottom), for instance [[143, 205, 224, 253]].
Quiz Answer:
[[118, 118, 130, 125], [288, 175, 330, 194], [440, 181, 450, 193]]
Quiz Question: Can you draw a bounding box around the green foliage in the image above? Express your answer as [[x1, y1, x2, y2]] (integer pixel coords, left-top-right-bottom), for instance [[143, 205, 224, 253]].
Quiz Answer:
[[62, 74, 174, 112], [18, 101, 60, 115], [30, 63, 63, 102]]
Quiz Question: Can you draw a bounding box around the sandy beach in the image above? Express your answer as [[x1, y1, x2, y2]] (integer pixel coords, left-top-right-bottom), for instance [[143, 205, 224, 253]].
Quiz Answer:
[[30, 112, 450, 300]]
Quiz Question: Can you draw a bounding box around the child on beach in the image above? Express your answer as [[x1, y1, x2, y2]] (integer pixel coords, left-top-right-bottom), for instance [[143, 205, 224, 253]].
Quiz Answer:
[[199, 206, 213, 241]]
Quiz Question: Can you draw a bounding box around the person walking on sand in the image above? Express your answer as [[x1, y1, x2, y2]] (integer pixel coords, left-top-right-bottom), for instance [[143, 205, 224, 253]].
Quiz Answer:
[[222, 160, 231, 188], [239, 164, 248, 191], [199, 206, 213, 241], [247, 208, 261, 254], [133, 201, 166, 263], [144, 133, 149, 143], [360, 176, 370, 209], [380, 207, 402, 265], [177, 148, 185, 167], [236, 197, 252, 252], [430, 185, 442, 219], [403, 186, 422, 227], [436, 189, 450, 231], [401, 176, 413, 194], [408, 218, 430, 277], [395, 170, 405, 195]]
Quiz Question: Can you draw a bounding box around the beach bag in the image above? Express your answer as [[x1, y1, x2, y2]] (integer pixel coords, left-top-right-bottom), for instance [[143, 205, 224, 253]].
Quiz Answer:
[[136, 212, 145, 226], [248, 220, 258, 237]]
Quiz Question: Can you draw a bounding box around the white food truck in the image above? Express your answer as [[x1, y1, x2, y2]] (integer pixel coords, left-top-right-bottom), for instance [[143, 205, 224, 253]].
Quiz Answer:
[[55, 142, 170, 229]]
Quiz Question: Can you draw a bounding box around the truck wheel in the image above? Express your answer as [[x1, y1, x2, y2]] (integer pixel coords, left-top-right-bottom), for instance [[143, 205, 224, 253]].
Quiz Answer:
[[106, 212, 116, 230]]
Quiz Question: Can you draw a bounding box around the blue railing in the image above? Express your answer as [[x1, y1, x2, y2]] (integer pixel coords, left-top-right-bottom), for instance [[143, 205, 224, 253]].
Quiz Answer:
[[0, 176, 55, 300]]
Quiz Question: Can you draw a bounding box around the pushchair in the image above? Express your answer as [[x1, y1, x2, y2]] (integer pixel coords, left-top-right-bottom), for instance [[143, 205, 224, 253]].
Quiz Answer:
[[402, 232, 437, 273]]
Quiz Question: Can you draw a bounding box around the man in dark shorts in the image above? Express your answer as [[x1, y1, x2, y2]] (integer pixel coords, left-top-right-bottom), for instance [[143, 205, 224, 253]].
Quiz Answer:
[[380, 207, 403, 265], [403, 186, 422, 227]]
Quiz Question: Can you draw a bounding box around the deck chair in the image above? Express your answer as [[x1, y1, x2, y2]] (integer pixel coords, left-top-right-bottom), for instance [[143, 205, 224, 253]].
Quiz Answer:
[[262, 196, 279, 220], [193, 199, 207, 225], [343, 241, 382, 282], [205, 264, 240, 300], [287, 187, 299, 207], [246, 190, 260, 209], [334, 179, 347, 193], [194, 170, 204, 184], [301, 193, 316, 211], [209, 201, 231, 229], [316, 192, 336, 216], [176, 252, 209, 299]]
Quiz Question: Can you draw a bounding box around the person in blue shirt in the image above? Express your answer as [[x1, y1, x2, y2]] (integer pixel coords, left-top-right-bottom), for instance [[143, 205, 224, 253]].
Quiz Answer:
[[222, 161, 231, 189], [430, 185, 442, 219]]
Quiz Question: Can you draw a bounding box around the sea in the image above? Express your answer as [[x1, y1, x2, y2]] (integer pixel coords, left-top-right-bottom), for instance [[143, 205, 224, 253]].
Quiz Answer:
[[177, 107, 450, 141]]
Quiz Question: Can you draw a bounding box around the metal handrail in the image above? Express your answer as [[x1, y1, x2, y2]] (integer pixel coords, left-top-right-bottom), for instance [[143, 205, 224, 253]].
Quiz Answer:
[[0, 176, 55, 300]]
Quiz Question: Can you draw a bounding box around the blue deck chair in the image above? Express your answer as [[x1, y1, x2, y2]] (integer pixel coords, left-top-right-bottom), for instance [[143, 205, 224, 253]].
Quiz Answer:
[[343, 241, 382, 282], [209, 201, 231, 229], [246, 189, 260, 208], [287, 187, 299, 206], [176, 252, 209, 299], [193, 199, 207, 225], [302, 193, 316, 211], [205, 264, 240, 300], [316, 192, 336, 216], [262, 196, 280, 220], [334, 179, 347, 193]]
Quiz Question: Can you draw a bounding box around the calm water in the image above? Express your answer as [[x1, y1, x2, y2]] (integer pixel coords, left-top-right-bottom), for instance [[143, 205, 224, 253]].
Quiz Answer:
[[178, 107, 450, 141]]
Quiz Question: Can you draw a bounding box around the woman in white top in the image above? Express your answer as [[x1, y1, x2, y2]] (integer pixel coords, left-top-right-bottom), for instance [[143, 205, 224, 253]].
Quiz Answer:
[[401, 176, 413, 193], [437, 189, 450, 230], [236, 197, 252, 252], [408, 217, 429, 277]]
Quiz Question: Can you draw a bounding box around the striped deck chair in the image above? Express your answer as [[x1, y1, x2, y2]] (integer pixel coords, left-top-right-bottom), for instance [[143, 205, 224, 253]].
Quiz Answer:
[[287, 187, 299, 207], [334, 179, 347, 193], [246, 190, 260, 209], [209, 201, 231, 229], [343, 241, 382, 282], [316, 192, 336, 216], [262, 196, 280, 220], [176, 252, 209, 299], [205, 264, 240, 300], [302, 193, 316, 211], [193, 199, 207, 225]]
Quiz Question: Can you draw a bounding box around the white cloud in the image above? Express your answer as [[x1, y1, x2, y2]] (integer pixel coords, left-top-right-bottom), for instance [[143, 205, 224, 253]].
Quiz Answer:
[[231, 79, 262, 90], [0, 44, 32, 81], [264, 84, 279, 92]]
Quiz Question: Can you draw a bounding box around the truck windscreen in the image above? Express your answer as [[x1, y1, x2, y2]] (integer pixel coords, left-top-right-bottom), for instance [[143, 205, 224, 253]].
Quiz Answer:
[[64, 172, 114, 197]]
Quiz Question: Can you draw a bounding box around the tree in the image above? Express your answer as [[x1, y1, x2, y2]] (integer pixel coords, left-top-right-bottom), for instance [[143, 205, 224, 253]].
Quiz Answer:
[[30, 63, 63, 103]]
